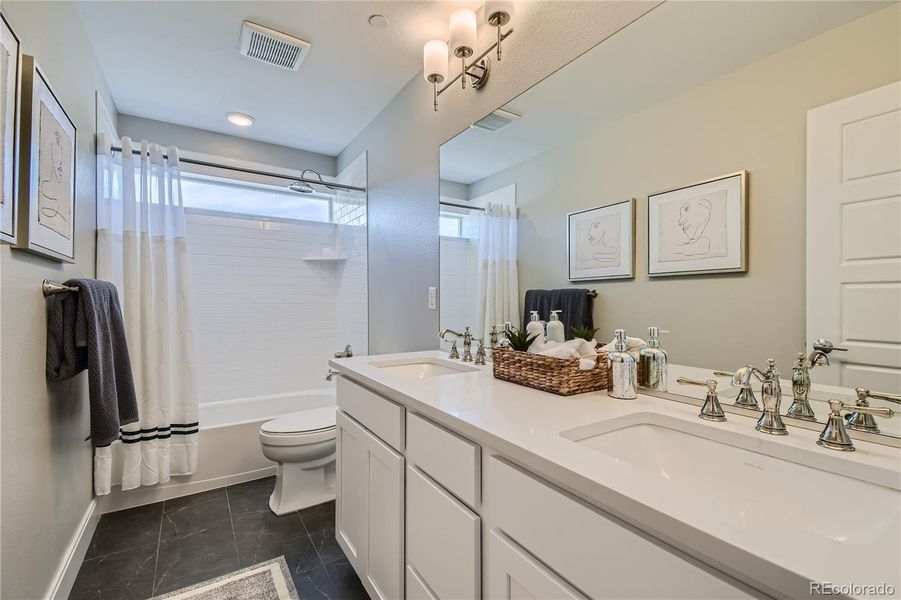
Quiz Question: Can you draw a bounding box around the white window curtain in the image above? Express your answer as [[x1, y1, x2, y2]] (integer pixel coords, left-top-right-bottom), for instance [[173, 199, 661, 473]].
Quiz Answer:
[[475, 202, 519, 338], [94, 137, 199, 496]]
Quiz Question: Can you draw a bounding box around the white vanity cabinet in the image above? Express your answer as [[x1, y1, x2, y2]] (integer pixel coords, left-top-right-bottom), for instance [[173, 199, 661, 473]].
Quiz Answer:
[[405, 413, 482, 600], [335, 384, 405, 600], [486, 529, 587, 600], [335, 375, 757, 600], [483, 456, 757, 600]]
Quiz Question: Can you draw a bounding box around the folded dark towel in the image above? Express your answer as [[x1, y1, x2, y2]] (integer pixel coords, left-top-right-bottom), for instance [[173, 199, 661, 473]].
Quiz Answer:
[[46, 279, 139, 447], [523, 289, 594, 340]]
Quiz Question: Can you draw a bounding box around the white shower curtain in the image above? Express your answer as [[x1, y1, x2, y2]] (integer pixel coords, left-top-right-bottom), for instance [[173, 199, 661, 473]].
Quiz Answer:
[[475, 202, 520, 338], [94, 137, 199, 496]]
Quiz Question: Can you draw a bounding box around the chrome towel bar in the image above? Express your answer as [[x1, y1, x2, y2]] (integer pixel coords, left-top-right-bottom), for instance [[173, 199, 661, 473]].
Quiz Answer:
[[42, 279, 78, 297]]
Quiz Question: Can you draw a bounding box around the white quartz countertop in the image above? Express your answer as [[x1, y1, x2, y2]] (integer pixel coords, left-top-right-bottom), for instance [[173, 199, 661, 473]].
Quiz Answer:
[[330, 351, 901, 600]]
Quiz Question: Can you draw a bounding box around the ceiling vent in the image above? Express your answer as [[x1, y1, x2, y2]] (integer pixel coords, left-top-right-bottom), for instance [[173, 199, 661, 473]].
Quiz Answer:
[[472, 108, 521, 132], [239, 21, 311, 71]]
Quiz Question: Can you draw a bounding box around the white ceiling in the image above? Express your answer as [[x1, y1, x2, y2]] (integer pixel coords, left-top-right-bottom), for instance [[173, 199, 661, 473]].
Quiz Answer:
[[76, 0, 480, 156], [440, 1, 892, 185]]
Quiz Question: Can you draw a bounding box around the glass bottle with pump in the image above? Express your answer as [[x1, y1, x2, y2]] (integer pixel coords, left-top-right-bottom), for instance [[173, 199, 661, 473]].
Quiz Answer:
[[639, 326, 668, 392]]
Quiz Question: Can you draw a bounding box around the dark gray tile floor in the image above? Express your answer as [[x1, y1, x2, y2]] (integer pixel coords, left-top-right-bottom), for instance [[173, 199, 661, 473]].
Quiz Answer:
[[69, 477, 368, 600]]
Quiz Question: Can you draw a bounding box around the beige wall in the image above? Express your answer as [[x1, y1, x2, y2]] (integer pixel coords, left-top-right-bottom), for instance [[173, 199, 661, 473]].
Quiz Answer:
[[469, 4, 900, 370], [0, 2, 117, 598], [338, 1, 661, 354]]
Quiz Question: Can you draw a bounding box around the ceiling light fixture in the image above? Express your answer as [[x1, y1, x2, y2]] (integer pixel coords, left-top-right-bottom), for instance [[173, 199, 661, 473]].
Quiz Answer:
[[226, 112, 255, 127], [422, 4, 515, 112], [368, 14, 390, 29]]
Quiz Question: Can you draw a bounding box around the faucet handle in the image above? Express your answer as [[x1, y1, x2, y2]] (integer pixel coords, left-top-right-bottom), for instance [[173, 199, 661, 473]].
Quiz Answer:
[[813, 339, 847, 353], [474, 339, 487, 366], [855, 388, 901, 406], [448, 339, 460, 360], [678, 377, 726, 422], [819, 399, 893, 451]]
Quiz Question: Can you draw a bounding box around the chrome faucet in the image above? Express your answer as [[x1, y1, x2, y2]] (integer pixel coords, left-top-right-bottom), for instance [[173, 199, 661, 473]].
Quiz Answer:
[[439, 326, 474, 362], [786, 339, 846, 420], [714, 369, 758, 408], [818, 399, 893, 451], [326, 369, 340, 381], [807, 338, 847, 368], [334, 344, 353, 359], [474, 339, 487, 366], [786, 352, 816, 421], [678, 377, 726, 422], [731, 358, 787, 435], [847, 388, 901, 433]]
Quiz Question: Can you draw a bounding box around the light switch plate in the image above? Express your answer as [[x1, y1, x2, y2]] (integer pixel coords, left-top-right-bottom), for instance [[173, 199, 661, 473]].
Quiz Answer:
[[428, 286, 437, 310]]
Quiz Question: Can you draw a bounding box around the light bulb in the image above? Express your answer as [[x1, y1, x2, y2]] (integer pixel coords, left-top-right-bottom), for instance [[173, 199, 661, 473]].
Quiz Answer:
[[226, 112, 254, 127], [422, 40, 448, 84], [449, 8, 477, 58]]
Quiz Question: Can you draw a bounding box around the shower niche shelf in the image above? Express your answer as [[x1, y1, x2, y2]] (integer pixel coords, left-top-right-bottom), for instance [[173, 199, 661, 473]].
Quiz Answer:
[[302, 254, 348, 262]]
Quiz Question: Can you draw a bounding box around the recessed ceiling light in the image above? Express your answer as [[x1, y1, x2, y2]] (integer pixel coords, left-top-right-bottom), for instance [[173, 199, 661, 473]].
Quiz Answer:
[[226, 112, 254, 127], [368, 14, 389, 29]]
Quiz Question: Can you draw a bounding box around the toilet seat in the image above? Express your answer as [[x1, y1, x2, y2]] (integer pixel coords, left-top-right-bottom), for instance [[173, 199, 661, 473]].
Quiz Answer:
[[260, 407, 336, 447]]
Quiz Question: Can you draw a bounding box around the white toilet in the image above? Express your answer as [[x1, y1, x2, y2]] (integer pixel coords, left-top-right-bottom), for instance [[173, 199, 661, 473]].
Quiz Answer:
[[259, 406, 337, 516]]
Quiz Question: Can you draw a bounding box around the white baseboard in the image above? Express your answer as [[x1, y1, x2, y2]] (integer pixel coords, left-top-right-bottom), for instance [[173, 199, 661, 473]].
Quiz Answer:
[[46, 499, 100, 600], [96, 465, 276, 514]]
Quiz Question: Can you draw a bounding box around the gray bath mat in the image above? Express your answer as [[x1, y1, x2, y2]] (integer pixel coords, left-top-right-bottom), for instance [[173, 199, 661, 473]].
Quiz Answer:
[[152, 556, 299, 600]]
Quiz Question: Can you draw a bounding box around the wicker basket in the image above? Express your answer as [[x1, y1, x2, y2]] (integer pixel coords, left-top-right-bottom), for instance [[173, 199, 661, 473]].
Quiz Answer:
[[491, 346, 609, 396]]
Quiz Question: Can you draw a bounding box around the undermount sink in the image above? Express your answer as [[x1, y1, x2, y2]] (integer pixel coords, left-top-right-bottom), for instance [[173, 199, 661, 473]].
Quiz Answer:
[[561, 413, 901, 546], [368, 357, 480, 380]]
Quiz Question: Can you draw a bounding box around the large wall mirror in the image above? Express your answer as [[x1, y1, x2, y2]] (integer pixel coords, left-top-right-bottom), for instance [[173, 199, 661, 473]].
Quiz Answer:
[[439, 1, 901, 439]]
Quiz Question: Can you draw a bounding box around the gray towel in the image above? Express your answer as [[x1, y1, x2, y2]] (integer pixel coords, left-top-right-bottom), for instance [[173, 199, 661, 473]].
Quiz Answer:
[[523, 289, 594, 340], [46, 279, 139, 447]]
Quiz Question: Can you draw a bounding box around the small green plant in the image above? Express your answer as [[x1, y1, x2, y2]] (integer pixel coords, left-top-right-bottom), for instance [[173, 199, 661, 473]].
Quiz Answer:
[[571, 325, 600, 342], [504, 327, 538, 352]]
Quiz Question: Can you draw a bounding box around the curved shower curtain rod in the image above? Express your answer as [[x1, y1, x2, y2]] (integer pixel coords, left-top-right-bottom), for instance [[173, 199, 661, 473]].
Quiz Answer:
[[108, 145, 367, 194]]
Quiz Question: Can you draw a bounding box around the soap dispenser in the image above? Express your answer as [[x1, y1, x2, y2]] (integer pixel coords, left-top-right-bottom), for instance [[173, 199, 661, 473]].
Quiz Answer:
[[526, 311, 545, 342], [546, 310, 565, 343], [607, 329, 638, 399], [639, 326, 668, 392]]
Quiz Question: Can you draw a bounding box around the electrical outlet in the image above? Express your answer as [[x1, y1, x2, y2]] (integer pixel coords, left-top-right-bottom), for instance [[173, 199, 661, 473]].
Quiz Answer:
[[428, 286, 437, 310]]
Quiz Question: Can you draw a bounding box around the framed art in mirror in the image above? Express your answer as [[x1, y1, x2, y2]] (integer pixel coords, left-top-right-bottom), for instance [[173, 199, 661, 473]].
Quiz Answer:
[[17, 55, 76, 262], [647, 171, 747, 277], [0, 11, 21, 244], [568, 198, 635, 281]]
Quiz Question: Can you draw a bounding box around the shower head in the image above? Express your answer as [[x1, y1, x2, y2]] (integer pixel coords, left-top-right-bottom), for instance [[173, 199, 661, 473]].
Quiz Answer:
[[289, 181, 315, 194], [288, 169, 341, 195]]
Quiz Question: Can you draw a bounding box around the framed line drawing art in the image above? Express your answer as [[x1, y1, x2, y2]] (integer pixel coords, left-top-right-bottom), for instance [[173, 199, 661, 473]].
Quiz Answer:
[[0, 11, 21, 244], [568, 199, 635, 281], [648, 171, 747, 277], [18, 55, 76, 262]]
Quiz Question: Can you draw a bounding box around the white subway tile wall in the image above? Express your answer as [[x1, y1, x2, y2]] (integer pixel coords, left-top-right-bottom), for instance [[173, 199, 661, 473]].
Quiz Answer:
[[187, 210, 362, 404], [439, 235, 479, 346], [333, 152, 369, 360]]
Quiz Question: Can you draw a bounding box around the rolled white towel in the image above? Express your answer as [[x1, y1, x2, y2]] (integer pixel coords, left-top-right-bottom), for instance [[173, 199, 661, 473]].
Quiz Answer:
[[600, 336, 647, 353], [538, 339, 597, 360], [579, 357, 598, 371], [528, 338, 557, 354]]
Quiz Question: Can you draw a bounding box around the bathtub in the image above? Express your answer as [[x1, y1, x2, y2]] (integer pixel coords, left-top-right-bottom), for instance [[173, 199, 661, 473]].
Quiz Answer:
[[100, 388, 336, 513], [200, 388, 336, 428]]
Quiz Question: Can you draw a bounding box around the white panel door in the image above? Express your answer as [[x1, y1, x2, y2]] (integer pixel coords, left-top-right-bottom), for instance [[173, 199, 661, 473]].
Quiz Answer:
[[335, 410, 404, 600], [807, 81, 901, 391]]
